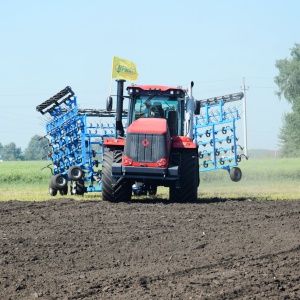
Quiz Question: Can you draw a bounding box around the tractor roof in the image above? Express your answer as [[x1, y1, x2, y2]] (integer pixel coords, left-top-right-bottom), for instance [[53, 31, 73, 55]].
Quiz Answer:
[[127, 85, 185, 92]]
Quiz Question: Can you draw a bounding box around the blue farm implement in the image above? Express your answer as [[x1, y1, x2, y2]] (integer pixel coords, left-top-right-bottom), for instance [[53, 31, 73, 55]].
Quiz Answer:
[[36, 81, 247, 200], [194, 92, 247, 181], [36, 86, 119, 196]]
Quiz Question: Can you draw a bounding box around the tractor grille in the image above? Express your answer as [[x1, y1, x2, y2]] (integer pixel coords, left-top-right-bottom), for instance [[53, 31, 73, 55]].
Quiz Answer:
[[124, 133, 167, 163]]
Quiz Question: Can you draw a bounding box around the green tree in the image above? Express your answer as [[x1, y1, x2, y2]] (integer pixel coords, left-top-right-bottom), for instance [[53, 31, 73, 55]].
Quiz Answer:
[[23, 135, 51, 161], [275, 43, 300, 157], [1, 142, 23, 161]]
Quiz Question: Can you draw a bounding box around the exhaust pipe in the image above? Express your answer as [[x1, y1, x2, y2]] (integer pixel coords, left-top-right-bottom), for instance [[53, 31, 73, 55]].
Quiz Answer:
[[116, 80, 125, 138]]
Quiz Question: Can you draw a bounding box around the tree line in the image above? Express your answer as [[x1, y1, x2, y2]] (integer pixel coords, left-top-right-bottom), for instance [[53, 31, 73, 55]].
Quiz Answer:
[[0, 135, 50, 161], [275, 43, 300, 157]]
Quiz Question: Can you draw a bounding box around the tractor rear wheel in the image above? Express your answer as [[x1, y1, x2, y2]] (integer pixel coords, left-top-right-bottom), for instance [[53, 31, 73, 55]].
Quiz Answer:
[[169, 149, 199, 202], [102, 147, 132, 202]]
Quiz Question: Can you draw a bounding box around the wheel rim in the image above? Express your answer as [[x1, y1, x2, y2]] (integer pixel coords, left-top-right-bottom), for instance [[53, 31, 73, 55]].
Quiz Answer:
[[57, 176, 66, 186], [68, 166, 83, 180], [72, 169, 81, 178]]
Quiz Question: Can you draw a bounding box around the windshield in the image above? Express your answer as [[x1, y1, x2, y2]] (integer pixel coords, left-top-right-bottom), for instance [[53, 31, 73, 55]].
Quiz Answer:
[[132, 96, 180, 121]]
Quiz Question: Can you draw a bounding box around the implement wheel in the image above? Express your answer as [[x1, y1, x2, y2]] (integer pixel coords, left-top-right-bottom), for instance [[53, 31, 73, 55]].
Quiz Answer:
[[68, 166, 84, 181], [49, 186, 57, 196], [59, 185, 68, 196], [70, 179, 85, 196], [51, 174, 67, 190], [169, 149, 199, 202], [102, 147, 132, 202], [230, 167, 242, 182], [49, 178, 57, 196]]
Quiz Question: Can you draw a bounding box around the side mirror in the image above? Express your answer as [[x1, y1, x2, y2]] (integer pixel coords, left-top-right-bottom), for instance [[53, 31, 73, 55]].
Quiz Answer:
[[106, 96, 113, 111], [194, 100, 200, 115]]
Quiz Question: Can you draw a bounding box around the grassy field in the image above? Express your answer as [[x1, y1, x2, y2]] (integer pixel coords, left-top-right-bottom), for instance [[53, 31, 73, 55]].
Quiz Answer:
[[0, 158, 300, 201]]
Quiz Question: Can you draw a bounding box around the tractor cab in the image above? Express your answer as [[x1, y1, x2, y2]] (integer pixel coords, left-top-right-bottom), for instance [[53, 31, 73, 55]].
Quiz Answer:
[[126, 85, 186, 137]]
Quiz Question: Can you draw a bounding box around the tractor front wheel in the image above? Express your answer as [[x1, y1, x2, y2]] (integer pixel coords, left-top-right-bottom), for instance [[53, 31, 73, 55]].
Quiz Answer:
[[102, 147, 132, 202], [169, 149, 199, 202]]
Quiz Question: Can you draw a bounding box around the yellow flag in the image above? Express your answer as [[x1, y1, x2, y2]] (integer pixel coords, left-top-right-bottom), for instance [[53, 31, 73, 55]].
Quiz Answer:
[[111, 56, 138, 82]]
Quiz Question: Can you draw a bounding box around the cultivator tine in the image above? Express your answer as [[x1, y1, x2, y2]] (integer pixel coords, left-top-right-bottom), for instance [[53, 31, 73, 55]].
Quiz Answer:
[[36, 86, 75, 115]]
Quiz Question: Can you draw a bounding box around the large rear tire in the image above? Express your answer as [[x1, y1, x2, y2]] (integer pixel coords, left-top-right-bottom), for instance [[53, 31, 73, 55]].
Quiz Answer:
[[102, 147, 132, 202], [169, 149, 199, 202]]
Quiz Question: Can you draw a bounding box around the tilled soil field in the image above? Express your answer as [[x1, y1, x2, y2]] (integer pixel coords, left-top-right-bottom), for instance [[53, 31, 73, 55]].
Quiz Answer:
[[0, 198, 299, 300]]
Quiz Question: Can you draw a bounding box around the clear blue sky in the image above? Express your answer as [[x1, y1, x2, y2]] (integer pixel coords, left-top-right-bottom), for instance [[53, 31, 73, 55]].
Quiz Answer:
[[0, 0, 298, 151]]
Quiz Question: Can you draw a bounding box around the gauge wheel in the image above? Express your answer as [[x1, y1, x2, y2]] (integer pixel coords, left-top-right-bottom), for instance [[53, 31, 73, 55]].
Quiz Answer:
[[70, 179, 85, 196], [230, 167, 242, 182], [49, 183, 57, 196], [59, 185, 68, 196], [68, 166, 84, 181], [51, 174, 68, 189]]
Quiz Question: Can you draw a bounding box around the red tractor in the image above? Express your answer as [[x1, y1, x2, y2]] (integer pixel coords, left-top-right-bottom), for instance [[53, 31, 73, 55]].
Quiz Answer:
[[102, 80, 200, 202]]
